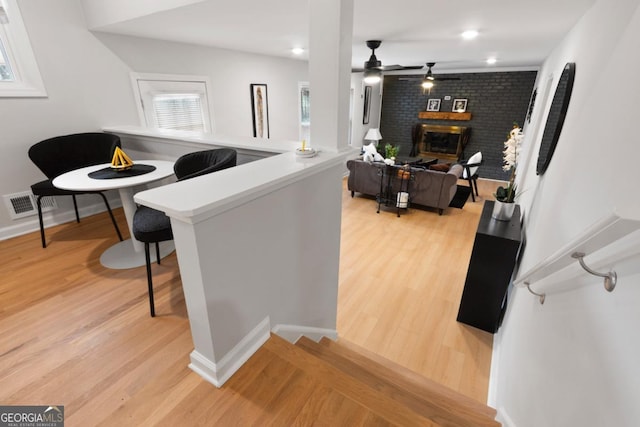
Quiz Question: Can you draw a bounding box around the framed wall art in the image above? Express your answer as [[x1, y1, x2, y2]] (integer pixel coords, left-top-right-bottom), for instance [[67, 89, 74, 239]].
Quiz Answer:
[[250, 84, 270, 138], [452, 99, 468, 112], [426, 98, 441, 112]]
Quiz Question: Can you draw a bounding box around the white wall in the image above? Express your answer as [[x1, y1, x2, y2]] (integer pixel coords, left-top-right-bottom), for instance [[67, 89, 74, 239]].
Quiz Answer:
[[94, 32, 307, 141], [350, 73, 383, 149], [0, 0, 308, 239], [0, 0, 138, 237], [493, 1, 640, 426], [81, 0, 204, 29]]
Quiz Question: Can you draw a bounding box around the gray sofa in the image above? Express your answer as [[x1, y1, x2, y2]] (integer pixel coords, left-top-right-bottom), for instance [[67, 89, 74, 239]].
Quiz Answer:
[[346, 159, 463, 215]]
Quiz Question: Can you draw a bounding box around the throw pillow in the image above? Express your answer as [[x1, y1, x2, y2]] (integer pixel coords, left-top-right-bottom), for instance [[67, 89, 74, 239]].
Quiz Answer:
[[429, 163, 451, 172], [362, 143, 384, 163]]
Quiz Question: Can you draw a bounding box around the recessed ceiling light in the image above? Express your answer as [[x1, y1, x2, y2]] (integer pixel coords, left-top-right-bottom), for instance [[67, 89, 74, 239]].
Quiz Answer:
[[486, 57, 497, 65], [291, 47, 305, 55], [461, 30, 479, 40]]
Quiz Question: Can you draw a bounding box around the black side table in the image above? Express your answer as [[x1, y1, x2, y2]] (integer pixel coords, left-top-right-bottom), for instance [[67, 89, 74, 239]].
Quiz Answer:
[[375, 164, 412, 217], [456, 201, 522, 333]]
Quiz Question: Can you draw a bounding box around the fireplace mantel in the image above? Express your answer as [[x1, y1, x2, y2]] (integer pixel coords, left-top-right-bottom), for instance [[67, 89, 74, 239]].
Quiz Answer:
[[418, 111, 472, 121]]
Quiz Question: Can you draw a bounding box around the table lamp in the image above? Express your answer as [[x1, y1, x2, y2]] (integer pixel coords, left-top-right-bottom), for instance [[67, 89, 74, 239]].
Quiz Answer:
[[364, 128, 382, 146]]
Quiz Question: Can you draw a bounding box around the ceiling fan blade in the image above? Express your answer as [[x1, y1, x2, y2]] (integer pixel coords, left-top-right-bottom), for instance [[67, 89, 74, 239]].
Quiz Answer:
[[434, 76, 461, 81], [379, 65, 405, 71], [378, 65, 424, 71]]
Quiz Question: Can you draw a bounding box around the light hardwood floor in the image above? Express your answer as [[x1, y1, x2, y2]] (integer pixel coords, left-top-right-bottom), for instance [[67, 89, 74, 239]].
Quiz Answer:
[[338, 178, 501, 402], [0, 177, 500, 425]]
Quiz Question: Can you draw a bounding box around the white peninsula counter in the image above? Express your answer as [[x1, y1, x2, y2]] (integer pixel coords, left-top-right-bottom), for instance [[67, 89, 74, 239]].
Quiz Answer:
[[108, 126, 356, 387]]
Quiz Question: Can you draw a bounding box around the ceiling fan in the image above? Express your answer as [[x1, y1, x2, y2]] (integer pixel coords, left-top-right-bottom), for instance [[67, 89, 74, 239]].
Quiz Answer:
[[398, 62, 460, 94], [398, 62, 461, 89], [354, 40, 423, 83]]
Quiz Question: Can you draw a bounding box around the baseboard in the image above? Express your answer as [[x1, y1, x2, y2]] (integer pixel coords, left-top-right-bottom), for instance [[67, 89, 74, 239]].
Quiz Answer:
[[489, 324, 519, 427], [188, 316, 271, 387], [271, 324, 338, 344], [0, 197, 122, 242], [487, 324, 502, 408], [496, 407, 518, 427]]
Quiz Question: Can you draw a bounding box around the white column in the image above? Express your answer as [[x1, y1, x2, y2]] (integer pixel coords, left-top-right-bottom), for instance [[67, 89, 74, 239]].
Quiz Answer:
[[308, 0, 354, 152]]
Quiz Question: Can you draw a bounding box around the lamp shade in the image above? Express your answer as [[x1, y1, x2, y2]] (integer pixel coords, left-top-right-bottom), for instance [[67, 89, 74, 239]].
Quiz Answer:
[[364, 128, 382, 141]]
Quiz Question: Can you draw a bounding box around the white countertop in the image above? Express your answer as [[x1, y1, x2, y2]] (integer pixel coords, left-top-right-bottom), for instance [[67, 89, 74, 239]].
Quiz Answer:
[[103, 125, 301, 155], [134, 149, 355, 224]]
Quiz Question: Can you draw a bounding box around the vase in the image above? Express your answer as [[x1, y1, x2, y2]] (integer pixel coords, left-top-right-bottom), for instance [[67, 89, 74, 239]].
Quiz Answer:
[[491, 200, 516, 221]]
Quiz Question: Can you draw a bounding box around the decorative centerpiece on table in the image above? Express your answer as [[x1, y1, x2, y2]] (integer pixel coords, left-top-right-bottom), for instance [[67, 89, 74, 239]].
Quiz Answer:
[[492, 123, 523, 221], [110, 146, 135, 171]]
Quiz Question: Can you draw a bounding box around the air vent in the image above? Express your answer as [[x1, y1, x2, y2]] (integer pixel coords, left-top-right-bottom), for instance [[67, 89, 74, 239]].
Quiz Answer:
[[3, 191, 57, 220]]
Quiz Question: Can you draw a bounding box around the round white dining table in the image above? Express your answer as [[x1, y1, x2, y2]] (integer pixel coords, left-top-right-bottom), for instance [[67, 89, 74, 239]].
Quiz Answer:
[[53, 160, 176, 269]]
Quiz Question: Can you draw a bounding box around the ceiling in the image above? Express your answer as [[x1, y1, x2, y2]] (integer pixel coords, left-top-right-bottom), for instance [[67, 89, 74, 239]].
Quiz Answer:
[[94, 0, 596, 74]]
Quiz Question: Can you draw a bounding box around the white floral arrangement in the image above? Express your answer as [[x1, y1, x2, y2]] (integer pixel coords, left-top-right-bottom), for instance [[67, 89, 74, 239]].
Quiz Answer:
[[495, 124, 523, 203]]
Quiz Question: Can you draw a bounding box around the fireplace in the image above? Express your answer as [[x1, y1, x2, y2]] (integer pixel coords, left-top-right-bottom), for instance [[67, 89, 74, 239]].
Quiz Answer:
[[412, 124, 471, 161]]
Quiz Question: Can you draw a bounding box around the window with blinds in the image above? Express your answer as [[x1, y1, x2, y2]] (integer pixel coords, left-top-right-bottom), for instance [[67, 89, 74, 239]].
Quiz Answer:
[[131, 73, 213, 133]]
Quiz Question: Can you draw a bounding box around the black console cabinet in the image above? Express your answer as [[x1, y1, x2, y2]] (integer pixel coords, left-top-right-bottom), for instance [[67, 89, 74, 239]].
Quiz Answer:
[[457, 201, 522, 333]]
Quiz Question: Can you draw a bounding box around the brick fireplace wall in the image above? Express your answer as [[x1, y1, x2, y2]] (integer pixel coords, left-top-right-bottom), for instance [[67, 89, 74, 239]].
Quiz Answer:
[[379, 71, 537, 180]]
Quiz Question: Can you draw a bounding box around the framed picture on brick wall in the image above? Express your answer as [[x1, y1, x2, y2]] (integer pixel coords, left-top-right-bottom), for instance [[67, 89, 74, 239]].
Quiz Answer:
[[452, 98, 467, 112], [426, 98, 441, 112]]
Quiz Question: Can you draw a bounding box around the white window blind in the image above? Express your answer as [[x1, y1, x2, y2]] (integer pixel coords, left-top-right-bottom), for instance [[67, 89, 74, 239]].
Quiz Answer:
[[152, 94, 204, 132]]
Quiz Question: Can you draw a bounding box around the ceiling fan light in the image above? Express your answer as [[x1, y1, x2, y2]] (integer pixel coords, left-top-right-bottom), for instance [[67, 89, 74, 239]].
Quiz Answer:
[[421, 79, 434, 89], [363, 69, 381, 84]]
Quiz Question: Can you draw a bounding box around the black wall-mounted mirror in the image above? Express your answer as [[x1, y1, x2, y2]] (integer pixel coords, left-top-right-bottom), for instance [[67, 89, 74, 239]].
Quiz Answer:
[[536, 62, 576, 175]]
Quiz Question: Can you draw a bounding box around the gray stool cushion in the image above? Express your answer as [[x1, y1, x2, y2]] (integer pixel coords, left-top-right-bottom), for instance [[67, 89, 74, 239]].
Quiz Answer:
[[132, 206, 173, 243]]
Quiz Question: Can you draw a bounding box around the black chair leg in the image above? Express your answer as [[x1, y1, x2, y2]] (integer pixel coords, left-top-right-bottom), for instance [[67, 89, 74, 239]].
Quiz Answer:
[[144, 242, 156, 317], [468, 177, 476, 202], [98, 193, 123, 242], [156, 242, 161, 265], [72, 195, 80, 222], [36, 196, 46, 248]]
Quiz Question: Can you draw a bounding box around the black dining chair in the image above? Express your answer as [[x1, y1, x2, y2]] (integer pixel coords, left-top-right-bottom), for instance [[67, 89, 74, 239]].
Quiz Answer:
[[28, 132, 124, 248], [461, 151, 483, 202], [132, 148, 237, 317]]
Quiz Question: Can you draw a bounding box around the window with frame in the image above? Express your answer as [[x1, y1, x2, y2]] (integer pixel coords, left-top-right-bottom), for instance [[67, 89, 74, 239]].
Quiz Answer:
[[131, 73, 214, 133], [298, 82, 310, 143], [0, 0, 47, 97], [298, 82, 354, 146]]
